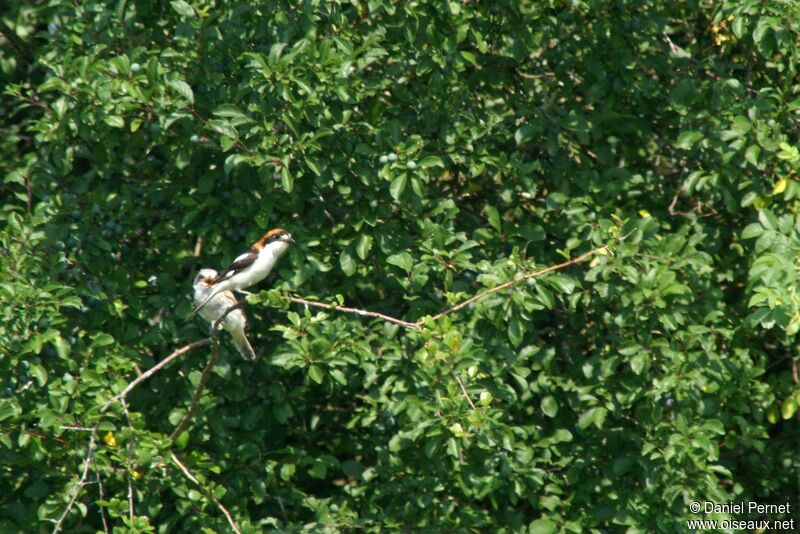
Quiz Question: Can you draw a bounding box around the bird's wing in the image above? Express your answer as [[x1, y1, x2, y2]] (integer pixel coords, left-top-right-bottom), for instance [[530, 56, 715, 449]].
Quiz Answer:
[[211, 248, 258, 284]]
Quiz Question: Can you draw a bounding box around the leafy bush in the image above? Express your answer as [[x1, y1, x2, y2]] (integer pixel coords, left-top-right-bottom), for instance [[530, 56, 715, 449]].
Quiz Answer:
[[1, 0, 797, 532]]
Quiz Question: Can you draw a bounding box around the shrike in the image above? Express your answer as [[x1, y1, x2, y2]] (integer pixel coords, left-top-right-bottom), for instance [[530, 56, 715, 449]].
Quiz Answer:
[[189, 228, 293, 318], [192, 268, 256, 361]]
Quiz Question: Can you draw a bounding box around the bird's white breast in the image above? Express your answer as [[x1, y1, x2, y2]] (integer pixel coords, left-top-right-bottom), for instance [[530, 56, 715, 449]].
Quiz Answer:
[[194, 285, 245, 329], [229, 241, 289, 290]]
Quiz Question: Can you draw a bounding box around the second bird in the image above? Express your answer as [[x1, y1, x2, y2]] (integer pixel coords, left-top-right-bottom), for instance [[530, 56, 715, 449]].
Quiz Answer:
[[192, 268, 255, 360]]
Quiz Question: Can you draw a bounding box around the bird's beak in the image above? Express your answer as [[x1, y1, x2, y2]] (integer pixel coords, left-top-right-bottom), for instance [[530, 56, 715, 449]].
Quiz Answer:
[[285, 235, 295, 244]]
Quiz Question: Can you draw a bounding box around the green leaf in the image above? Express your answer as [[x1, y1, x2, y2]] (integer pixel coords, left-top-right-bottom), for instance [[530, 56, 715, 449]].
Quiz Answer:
[[104, 115, 124, 128], [418, 155, 445, 168], [541, 396, 558, 418], [546, 274, 576, 294], [29, 364, 47, 387], [577, 407, 607, 430], [308, 366, 324, 384], [170, 0, 195, 17], [0, 400, 21, 423], [207, 119, 237, 140], [91, 333, 115, 348], [629, 352, 648, 375], [782, 396, 797, 420], [53, 336, 71, 359], [741, 223, 764, 239], [777, 143, 800, 162], [508, 316, 523, 347], [390, 174, 407, 200], [330, 369, 347, 386], [280, 167, 293, 193], [224, 154, 245, 176], [356, 234, 373, 260], [732, 16, 747, 39], [745, 145, 761, 166], [279, 463, 296, 481], [515, 125, 538, 145], [528, 518, 556, 534], [213, 105, 250, 121], [174, 431, 190, 449], [758, 209, 778, 231], [304, 156, 322, 176], [169, 80, 194, 104], [387, 252, 413, 273], [339, 250, 356, 276], [460, 50, 478, 66], [675, 131, 703, 150], [309, 459, 327, 479], [486, 205, 501, 232], [730, 115, 751, 135], [753, 17, 779, 53]]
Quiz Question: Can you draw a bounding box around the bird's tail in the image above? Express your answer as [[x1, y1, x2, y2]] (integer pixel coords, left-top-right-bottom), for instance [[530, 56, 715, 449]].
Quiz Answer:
[[231, 329, 256, 361]]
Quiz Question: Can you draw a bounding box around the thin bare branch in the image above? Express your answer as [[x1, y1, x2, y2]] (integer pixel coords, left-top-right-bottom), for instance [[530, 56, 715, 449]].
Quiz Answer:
[[92, 457, 110, 534], [668, 189, 682, 216], [170, 452, 242, 534], [52, 432, 97, 534], [101, 338, 211, 413], [286, 295, 422, 330], [452, 372, 476, 410], [120, 400, 135, 521], [425, 246, 607, 323], [669, 187, 716, 218], [127, 473, 134, 520], [25, 173, 32, 214]]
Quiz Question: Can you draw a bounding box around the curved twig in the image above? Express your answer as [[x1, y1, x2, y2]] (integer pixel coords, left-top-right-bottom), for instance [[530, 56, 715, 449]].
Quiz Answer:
[[170, 452, 242, 534], [286, 295, 421, 329], [452, 372, 476, 410], [169, 303, 245, 439], [100, 338, 211, 413], [119, 400, 136, 520], [169, 337, 220, 441]]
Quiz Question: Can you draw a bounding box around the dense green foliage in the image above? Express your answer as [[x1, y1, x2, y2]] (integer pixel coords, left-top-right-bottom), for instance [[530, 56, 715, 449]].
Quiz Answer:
[[1, 0, 798, 531]]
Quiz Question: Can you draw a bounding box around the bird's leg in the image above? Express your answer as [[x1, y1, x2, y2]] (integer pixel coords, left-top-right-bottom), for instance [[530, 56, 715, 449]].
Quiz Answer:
[[235, 289, 253, 296]]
